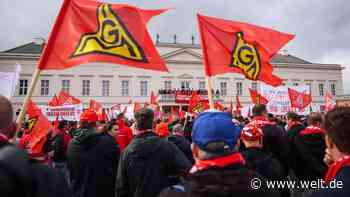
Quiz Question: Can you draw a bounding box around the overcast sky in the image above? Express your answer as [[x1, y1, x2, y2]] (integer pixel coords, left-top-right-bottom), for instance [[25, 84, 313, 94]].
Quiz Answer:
[[1, 0, 349, 93]]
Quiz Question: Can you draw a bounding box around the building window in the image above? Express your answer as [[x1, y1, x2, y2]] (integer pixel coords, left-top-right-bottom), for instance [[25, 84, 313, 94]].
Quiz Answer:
[[82, 80, 90, 96], [319, 84, 324, 96], [102, 80, 110, 96], [18, 79, 28, 96], [236, 82, 243, 96], [181, 81, 190, 90], [251, 82, 258, 90], [331, 83, 336, 96], [40, 80, 49, 96], [62, 80, 70, 93], [199, 81, 206, 90], [306, 83, 312, 94], [140, 81, 148, 96], [220, 82, 227, 96], [121, 80, 129, 96], [293, 82, 299, 86], [164, 81, 172, 90]]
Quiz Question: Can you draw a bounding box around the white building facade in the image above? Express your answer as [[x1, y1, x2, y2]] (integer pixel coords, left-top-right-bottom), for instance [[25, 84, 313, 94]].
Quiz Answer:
[[0, 41, 344, 112]]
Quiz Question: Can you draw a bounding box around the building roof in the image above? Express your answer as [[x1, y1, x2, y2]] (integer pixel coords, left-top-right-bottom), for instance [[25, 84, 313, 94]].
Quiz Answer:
[[4, 42, 44, 54], [2, 41, 312, 64]]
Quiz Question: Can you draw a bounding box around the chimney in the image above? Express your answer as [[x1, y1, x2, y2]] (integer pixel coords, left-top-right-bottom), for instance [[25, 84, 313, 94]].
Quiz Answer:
[[173, 34, 177, 44], [33, 37, 45, 45], [279, 49, 288, 55], [191, 35, 195, 45], [156, 34, 160, 43]]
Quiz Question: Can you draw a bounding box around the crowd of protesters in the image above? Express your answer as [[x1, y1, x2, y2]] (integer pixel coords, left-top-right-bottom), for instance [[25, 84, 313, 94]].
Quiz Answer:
[[0, 94, 349, 197]]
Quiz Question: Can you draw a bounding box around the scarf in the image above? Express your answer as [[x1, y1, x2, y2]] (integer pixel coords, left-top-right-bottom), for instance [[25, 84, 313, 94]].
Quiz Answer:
[[190, 152, 245, 173], [299, 125, 324, 136], [324, 155, 350, 184], [247, 116, 274, 128]]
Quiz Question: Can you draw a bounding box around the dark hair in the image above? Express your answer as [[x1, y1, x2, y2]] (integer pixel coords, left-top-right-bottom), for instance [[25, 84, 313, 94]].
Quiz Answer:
[[307, 112, 323, 125], [252, 104, 267, 117], [134, 108, 154, 130], [324, 107, 350, 153], [58, 120, 68, 130], [286, 112, 300, 121]]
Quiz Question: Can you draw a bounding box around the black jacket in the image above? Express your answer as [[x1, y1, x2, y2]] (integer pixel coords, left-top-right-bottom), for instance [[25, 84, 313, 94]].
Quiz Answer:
[[67, 128, 120, 197], [167, 135, 195, 164], [290, 133, 327, 181], [261, 124, 291, 172], [159, 163, 282, 197], [311, 166, 350, 197], [116, 132, 191, 197], [0, 142, 72, 197], [287, 123, 305, 141], [242, 147, 289, 197]]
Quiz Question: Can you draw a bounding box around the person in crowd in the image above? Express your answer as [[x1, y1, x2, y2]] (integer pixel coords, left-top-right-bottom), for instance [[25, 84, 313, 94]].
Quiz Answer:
[[116, 108, 191, 197], [0, 95, 72, 197], [311, 107, 350, 196], [290, 112, 327, 181], [160, 111, 281, 197], [167, 123, 194, 164], [241, 124, 289, 197], [47, 120, 72, 173], [115, 113, 133, 151], [156, 116, 170, 138], [67, 109, 120, 197], [248, 104, 291, 173], [286, 112, 305, 140]]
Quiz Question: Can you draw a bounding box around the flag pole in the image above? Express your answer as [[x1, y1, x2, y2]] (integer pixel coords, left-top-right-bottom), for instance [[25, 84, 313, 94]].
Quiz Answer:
[[15, 68, 42, 128], [205, 76, 215, 109]]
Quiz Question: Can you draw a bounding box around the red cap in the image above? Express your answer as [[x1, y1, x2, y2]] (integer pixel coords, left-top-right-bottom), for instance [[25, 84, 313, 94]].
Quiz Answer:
[[80, 110, 98, 123], [241, 125, 263, 141]]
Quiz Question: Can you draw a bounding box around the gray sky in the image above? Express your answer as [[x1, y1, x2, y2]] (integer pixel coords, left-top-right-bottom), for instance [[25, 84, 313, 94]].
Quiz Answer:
[[1, 0, 349, 93]]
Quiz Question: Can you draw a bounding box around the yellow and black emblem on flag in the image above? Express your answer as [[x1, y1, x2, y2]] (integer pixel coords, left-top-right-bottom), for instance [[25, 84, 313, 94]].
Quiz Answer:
[[230, 32, 261, 80], [72, 4, 146, 62], [28, 117, 38, 133]]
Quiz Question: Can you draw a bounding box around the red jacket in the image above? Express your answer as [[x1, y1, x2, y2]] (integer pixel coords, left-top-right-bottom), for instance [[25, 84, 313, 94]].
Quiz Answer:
[[115, 119, 133, 151]]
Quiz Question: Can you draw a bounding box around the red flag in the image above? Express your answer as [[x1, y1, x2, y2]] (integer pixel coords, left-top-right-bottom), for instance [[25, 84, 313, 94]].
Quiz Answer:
[[325, 91, 335, 112], [26, 100, 51, 155], [188, 92, 209, 114], [179, 110, 186, 120], [58, 90, 81, 105], [288, 88, 312, 111], [37, 0, 168, 72], [150, 91, 158, 105], [197, 14, 294, 86], [53, 114, 59, 129], [214, 101, 225, 111], [48, 94, 60, 106], [249, 88, 269, 105], [235, 95, 242, 116], [134, 102, 142, 113], [89, 99, 103, 113], [111, 103, 121, 111]]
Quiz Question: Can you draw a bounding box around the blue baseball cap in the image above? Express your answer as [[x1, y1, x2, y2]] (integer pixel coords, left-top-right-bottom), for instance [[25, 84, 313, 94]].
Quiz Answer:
[[192, 111, 241, 153]]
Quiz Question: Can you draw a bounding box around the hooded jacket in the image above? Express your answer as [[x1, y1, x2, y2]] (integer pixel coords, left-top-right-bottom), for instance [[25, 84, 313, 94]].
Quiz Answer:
[[242, 147, 289, 197], [116, 132, 191, 197], [290, 126, 327, 181], [167, 134, 195, 164], [159, 162, 282, 197], [67, 127, 120, 197]]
